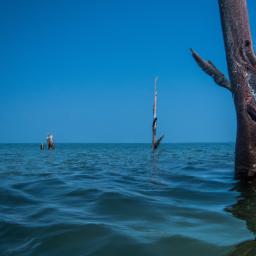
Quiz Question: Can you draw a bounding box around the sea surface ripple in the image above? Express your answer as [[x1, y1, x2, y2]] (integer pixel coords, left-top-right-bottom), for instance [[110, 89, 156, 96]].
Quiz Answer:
[[0, 143, 254, 256]]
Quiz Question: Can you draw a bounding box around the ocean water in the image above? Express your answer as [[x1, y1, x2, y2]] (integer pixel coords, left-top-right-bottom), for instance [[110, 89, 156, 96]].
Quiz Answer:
[[0, 143, 255, 256]]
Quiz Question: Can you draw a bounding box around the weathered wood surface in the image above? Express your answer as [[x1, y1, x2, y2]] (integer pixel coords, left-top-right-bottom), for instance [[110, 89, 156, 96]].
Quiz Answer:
[[152, 77, 164, 151], [192, 0, 256, 179]]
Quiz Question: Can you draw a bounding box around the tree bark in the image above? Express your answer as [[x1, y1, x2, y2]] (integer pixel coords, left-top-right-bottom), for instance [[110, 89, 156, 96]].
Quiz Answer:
[[152, 77, 164, 151], [192, 0, 256, 179]]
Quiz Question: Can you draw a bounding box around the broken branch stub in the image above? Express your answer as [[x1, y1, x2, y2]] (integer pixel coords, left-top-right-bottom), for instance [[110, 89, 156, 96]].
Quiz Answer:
[[190, 49, 233, 92]]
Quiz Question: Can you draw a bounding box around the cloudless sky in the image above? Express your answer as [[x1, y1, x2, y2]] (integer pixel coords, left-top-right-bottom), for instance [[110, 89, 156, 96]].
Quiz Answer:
[[1, 0, 256, 143]]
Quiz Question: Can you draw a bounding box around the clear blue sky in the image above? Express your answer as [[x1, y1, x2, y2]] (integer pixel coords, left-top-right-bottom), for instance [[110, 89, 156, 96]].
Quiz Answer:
[[1, 0, 256, 143]]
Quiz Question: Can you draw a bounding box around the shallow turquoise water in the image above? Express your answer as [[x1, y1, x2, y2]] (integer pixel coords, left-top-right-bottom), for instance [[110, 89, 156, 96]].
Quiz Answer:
[[0, 143, 255, 256]]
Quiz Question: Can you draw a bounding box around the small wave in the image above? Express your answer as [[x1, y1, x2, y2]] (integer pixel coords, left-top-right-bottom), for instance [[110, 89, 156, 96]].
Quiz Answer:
[[0, 143, 252, 256]]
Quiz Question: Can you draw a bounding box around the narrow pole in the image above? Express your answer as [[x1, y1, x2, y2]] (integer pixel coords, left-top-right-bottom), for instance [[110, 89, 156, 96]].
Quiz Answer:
[[152, 77, 164, 151], [152, 77, 158, 150]]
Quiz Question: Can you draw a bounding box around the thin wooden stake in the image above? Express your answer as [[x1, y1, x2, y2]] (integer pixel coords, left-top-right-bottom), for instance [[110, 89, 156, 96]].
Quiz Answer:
[[152, 77, 164, 151]]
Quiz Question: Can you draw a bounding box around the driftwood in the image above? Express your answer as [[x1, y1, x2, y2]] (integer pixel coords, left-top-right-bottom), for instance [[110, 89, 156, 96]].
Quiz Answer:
[[152, 77, 164, 151], [191, 0, 256, 180]]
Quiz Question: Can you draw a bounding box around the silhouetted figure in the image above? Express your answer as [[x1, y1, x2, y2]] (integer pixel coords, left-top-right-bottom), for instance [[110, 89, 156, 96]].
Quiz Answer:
[[46, 134, 55, 150], [40, 143, 45, 150]]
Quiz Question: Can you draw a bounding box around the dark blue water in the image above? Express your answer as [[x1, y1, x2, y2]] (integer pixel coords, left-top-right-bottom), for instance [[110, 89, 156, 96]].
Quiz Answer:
[[0, 143, 255, 256]]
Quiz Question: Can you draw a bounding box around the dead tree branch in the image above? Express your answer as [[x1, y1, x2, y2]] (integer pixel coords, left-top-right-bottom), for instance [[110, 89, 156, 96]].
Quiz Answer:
[[190, 48, 233, 92], [244, 40, 256, 66]]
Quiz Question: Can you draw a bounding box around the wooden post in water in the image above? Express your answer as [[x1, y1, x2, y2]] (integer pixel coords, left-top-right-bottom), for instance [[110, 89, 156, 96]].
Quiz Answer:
[[191, 0, 256, 180], [152, 77, 164, 151]]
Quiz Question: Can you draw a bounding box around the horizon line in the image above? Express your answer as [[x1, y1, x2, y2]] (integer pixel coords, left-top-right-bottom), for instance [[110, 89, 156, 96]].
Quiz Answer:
[[0, 141, 235, 144]]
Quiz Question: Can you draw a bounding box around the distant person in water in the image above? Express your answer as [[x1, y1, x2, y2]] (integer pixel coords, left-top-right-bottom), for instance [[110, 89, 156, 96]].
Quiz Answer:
[[40, 143, 45, 150], [46, 134, 55, 150]]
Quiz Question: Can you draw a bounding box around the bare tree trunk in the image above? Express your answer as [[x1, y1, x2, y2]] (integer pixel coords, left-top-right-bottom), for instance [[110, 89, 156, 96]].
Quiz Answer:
[[152, 77, 158, 149], [191, 0, 256, 180], [152, 77, 164, 151]]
